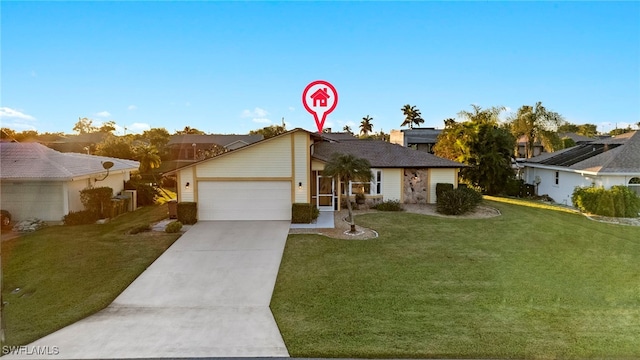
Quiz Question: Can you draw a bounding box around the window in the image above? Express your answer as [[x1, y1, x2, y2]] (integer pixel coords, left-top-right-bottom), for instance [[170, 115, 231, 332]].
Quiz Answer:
[[348, 169, 382, 195], [555, 171, 559, 185]]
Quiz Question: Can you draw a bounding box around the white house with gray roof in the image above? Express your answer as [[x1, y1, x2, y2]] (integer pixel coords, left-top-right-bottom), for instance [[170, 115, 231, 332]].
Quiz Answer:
[[0, 142, 139, 222], [521, 131, 640, 206]]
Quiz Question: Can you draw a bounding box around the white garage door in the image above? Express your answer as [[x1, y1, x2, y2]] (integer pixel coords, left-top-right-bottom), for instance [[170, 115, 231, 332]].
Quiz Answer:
[[197, 181, 292, 221]]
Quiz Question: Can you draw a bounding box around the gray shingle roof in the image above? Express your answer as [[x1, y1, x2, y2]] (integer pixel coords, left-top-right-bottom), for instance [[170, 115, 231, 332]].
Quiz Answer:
[[312, 140, 464, 168], [167, 134, 263, 147], [321, 132, 359, 142], [523, 131, 639, 174], [0, 142, 139, 181]]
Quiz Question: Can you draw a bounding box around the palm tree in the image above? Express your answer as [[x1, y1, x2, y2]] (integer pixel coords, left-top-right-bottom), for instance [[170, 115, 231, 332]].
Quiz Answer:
[[360, 115, 373, 136], [135, 144, 162, 175], [400, 104, 424, 129], [343, 125, 352, 134], [322, 153, 372, 233], [510, 102, 564, 158]]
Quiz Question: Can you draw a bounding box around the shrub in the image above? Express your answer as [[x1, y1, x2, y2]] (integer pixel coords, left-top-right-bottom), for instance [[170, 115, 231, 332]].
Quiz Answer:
[[292, 203, 320, 223], [572, 185, 640, 217], [436, 183, 454, 200], [63, 210, 100, 226], [125, 180, 159, 206], [165, 221, 183, 233], [373, 200, 404, 211], [80, 187, 113, 216], [504, 178, 524, 197], [177, 202, 197, 225], [129, 224, 151, 234], [436, 188, 481, 215], [459, 186, 483, 205]]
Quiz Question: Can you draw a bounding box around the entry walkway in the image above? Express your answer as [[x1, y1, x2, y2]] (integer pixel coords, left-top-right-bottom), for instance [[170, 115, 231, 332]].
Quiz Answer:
[[289, 211, 334, 229], [6, 221, 290, 359]]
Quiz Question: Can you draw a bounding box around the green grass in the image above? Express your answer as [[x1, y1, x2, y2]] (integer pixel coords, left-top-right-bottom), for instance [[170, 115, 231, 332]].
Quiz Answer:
[[1, 204, 180, 346], [271, 199, 640, 359]]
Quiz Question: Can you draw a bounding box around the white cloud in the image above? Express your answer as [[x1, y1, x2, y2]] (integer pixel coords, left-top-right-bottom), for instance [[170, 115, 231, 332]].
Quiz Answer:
[[96, 111, 111, 118], [288, 106, 295, 112], [0, 107, 36, 120], [252, 118, 272, 124], [241, 107, 269, 118], [129, 122, 151, 133], [128, 105, 137, 111]]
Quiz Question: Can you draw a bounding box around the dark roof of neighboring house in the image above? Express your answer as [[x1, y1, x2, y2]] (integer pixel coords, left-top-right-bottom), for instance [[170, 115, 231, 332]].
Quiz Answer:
[[313, 140, 464, 168], [524, 131, 639, 173], [321, 132, 359, 142], [397, 128, 442, 144], [44, 132, 109, 144], [167, 134, 263, 148], [0, 142, 139, 181]]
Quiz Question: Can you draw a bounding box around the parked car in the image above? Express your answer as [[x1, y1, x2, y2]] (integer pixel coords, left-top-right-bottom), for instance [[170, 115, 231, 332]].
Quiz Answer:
[[1, 210, 12, 229]]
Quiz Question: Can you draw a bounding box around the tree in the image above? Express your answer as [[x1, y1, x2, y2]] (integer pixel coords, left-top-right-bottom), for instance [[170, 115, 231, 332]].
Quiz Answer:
[[558, 123, 597, 137], [250, 124, 287, 139], [360, 115, 373, 136], [174, 126, 205, 135], [343, 125, 353, 134], [400, 104, 424, 129], [98, 120, 116, 133], [196, 144, 227, 160], [95, 134, 135, 160], [509, 102, 564, 158], [134, 144, 161, 173], [73, 117, 98, 134], [322, 153, 372, 233], [433, 105, 515, 195], [138, 128, 171, 159]]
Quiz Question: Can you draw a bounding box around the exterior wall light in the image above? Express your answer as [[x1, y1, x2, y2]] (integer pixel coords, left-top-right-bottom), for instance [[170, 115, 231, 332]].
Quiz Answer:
[[185, 182, 190, 189], [298, 182, 303, 189]]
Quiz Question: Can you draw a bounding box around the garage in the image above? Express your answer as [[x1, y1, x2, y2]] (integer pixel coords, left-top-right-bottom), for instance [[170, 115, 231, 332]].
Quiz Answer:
[[197, 181, 292, 221]]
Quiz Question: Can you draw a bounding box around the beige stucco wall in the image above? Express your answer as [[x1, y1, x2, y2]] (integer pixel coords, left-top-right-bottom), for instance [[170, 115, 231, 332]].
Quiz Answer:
[[390, 130, 405, 146], [196, 134, 292, 178], [382, 168, 402, 201], [428, 168, 456, 203]]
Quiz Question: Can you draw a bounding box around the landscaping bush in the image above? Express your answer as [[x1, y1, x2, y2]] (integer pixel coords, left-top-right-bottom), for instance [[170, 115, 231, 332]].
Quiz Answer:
[[80, 187, 113, 216], [165, 221, 183, 233], [373, 200, 404, 211], [572, 185, 640, 217], [177, 202, 198, 225], [124, 180, 159, 206], [460, 186, 483, 205], [63, 210, 100, 226], [292, 203, 320, 223], [436, 188, 481, 215], [436, 183, 454, 200], [504, 178, 524, 197], [129, 224, 151, 234]]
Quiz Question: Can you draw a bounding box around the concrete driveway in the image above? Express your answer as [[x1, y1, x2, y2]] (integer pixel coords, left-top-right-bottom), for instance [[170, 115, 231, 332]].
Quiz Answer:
[[6, 221, 290, 359]]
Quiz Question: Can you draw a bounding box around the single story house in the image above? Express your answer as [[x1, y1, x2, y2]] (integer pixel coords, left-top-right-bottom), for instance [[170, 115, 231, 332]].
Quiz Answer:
[[0, 142, 139, 222], [521, 131, 640, 205], [167, 128, 464, 221]]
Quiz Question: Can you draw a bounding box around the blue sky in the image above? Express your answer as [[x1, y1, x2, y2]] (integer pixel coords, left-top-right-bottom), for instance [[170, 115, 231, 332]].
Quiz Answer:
[[1, 1, 639, 136]]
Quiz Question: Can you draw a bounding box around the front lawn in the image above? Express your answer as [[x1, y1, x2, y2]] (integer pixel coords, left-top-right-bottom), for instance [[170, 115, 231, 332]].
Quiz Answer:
[[271, 199, 640, 359], [1, 204, 180, 346]]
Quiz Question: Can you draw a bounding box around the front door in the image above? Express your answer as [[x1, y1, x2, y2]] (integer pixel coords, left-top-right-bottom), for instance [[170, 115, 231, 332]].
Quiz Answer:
[[317, 175, 334, 211]]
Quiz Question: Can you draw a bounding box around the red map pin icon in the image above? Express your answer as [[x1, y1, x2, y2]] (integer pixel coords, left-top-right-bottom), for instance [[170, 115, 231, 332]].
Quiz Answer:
[[302, 80, 338, 133]]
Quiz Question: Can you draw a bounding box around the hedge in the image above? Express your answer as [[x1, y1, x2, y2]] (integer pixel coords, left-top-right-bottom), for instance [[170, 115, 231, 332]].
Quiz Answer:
[[63, 210, 101, 226], [436, 187, 483, 215], [80, 187, 113, 216], [165, 221, 183, 233], [435, 183, 454, 200], [177, 202, 198, 224], [572, 185, 640, 217], [292, 203, 320, 223]]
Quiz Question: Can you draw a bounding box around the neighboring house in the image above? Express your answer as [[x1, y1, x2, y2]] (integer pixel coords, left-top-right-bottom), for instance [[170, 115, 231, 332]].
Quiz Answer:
[[166, 134, 263, 161], [557, 132, 595, 145], [390, 128, 442, 153], [0, 142, 139, 222], [166, 128, 464, 221], [516, 133, 595, 159], [44, 132, 109, 154], [521, 131, 640, 206]]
